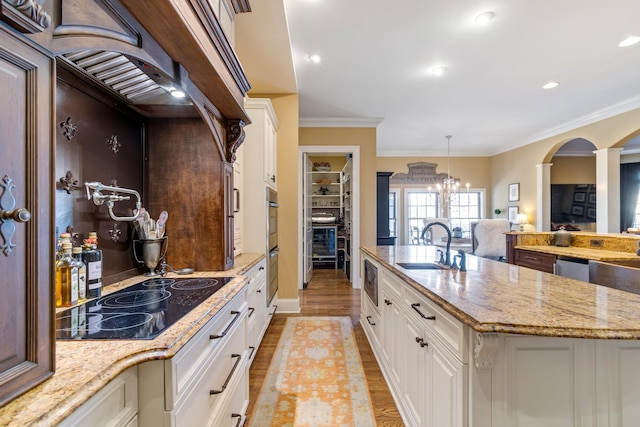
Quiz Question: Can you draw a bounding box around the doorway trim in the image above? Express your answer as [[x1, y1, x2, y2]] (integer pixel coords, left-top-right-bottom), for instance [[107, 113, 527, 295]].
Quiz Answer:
[[298, 146, 361, 290]]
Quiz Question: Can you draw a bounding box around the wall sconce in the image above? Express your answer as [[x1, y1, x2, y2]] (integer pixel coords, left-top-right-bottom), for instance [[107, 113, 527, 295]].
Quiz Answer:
[[516, 213, 529, 231]]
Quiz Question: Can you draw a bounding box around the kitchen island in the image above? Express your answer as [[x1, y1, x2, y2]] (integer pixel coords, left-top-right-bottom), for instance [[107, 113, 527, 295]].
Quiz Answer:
[[0, 253, 265, 427], [361, 245, 640, 427]]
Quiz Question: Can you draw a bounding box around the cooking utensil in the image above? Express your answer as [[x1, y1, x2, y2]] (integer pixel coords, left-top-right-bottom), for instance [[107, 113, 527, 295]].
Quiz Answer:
[[157, 211, 168, 238]]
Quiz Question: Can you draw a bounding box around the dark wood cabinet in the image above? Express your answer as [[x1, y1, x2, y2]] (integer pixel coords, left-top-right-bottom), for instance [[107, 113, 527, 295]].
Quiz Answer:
[[514, 249, 557, 274], [0, 26, 55, 406], [376, 172, 396, 246], [147, 118, 234, 272]]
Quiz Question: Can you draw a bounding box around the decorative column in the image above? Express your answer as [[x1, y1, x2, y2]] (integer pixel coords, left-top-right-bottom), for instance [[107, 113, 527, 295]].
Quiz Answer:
[[595, 148, 622, 233], [536, 163, 552, 231]]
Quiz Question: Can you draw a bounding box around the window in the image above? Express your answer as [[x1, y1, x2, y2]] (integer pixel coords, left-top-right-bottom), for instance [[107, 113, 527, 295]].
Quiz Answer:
[[401, 188, 484, 244], [388, 191, 397, 237], [449, 190, 483, 238], [406, 190, 439, 245]]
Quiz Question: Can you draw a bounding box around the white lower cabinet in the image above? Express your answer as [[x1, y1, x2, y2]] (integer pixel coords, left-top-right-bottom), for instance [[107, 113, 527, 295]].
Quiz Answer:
[[137, 288, 249, 427], [244, 259, 269, 365], [59, 367, 138, 427], [362, 252, 640, 427]]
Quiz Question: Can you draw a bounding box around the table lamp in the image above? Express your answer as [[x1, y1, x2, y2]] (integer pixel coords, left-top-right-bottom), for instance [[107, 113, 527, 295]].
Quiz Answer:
[[516, 213, 529, 231]]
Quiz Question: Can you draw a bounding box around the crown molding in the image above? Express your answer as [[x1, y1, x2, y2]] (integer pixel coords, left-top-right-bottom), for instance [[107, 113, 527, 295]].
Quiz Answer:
[[299, 117, 383, 128]]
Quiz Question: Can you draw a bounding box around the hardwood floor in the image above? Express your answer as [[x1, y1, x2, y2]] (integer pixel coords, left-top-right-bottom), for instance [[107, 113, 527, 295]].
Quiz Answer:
[[246, 268, 403, 426]]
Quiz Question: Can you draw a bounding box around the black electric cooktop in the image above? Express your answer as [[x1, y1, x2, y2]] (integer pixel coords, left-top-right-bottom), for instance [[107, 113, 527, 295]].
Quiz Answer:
[[55, 276, 233, 340]]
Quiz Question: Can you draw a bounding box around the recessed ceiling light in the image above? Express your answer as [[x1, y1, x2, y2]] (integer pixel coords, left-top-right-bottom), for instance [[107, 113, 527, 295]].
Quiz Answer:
[[309, 54, 321, 63], [618, 36, 640, 47], [475, 11, 495, 25], [543, 81, 559, 89], [430, 66, 447, 76]]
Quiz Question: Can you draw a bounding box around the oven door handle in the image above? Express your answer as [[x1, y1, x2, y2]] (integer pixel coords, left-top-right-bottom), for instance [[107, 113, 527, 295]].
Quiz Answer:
[[270, 249, 279, 257]]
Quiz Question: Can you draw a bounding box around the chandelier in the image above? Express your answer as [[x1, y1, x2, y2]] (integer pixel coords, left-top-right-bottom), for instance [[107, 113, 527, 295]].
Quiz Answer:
[[434, 135, 470, 217]]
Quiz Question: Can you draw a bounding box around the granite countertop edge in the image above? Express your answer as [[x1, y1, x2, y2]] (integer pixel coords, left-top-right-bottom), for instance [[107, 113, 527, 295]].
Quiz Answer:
[[0, 253, 265, 427]]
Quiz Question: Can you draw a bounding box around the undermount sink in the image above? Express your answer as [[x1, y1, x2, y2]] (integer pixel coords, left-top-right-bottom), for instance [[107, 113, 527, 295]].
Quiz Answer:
[[396, 262, 448, 270]]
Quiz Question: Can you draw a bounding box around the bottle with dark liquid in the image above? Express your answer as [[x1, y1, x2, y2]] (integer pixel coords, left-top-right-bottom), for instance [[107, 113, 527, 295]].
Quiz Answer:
[[83, 232, 103, 299]]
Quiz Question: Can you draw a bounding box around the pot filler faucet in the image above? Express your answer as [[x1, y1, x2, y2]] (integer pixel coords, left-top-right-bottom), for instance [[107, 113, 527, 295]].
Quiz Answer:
[[84, 181, 142, 222]]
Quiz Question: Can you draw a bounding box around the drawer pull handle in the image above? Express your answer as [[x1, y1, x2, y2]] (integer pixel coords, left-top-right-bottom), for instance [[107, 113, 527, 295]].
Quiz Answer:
[[210, 353, 242, 395], [384, 299, 392, 305], [248, 307, 255, 317], [411, 303, 435, 320], [269, 304, 278, 316], [366, 315, 376, 326], [210, 310, 241, 339], [231, 413, 244, 427], [248, 346, 256, 359], [259, 266, 265, 271]]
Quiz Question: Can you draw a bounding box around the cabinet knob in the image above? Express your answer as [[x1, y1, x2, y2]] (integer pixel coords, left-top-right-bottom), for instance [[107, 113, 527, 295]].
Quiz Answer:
[[384, 299, 392, 305]]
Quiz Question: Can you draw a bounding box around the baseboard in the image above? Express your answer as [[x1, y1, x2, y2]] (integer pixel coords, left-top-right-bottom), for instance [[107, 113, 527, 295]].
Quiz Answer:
[[275, 297, 300, 313]]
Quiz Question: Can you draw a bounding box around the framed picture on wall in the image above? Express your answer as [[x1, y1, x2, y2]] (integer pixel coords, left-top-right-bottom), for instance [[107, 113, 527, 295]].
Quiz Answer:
[[572, 205, 584, 216], [508, 206, 519, 223], [573, 192, 586, 203], [508, 183, 520, 202]]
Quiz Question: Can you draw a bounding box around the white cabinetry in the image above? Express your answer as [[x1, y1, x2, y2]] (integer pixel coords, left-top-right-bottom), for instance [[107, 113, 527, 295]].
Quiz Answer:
[[245, 98, 278, 191], [243, 99, 278, 257], [138, 289, 249, 427], [362, 251, 640, 427], [245, 258, 269, 365], [361, 255, 468, 427], [59, 367, 138, 427]]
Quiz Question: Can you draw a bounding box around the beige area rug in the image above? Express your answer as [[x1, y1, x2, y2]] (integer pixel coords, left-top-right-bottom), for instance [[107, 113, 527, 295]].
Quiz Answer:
[[249, 316, 377, 427]]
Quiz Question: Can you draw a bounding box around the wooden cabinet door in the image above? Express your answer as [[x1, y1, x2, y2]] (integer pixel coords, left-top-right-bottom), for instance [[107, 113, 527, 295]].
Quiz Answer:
[[0, 27, 54, 406]]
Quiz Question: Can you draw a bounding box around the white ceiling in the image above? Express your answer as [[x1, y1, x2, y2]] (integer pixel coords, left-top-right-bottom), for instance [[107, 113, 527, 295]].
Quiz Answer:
[[235, 0, 640, 157]]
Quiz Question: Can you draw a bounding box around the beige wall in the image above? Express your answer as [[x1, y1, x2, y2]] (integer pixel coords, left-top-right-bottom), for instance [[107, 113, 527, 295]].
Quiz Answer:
[[377, 156, 493, 215], [300, 128, 378, 247], [550, 156, 596, 184], [492, 107, 640, 226]]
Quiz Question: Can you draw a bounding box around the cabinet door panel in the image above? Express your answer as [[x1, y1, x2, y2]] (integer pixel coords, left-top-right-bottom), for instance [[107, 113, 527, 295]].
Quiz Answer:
[[430, 343, 466, 427], [0, 27, 54, 406]]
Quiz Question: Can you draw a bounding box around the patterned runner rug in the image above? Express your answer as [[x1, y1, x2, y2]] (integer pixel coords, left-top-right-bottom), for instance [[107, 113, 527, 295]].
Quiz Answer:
[[249, 316, 377, 427]]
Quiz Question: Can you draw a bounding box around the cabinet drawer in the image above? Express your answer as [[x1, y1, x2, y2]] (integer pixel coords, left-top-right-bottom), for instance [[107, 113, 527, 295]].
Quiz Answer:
[[515, 249, 556, 273], [404, 285, 468, 362], [167, 288, 247, 408], [362, 294, 381, 349], [172, 312, 247, 427], [381, 266, 404, 299], [60, 367, 137, 427]]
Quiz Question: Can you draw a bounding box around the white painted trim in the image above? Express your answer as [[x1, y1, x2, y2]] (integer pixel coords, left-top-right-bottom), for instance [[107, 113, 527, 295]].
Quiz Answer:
[[275, 298, 300, 313], [299, 117, 383, 128], [297, 145, 361, 290]]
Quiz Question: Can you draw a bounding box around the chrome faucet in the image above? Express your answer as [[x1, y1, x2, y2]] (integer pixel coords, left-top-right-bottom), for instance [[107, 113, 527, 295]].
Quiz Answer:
[[423, 221, 452, 266], [84, 181, 142, 222]]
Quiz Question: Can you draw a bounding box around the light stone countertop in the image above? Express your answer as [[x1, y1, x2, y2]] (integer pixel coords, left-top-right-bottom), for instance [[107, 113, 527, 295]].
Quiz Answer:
[[362, 245, 640, 340], [0, 253, 265, 427]]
